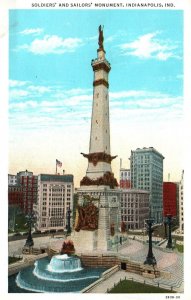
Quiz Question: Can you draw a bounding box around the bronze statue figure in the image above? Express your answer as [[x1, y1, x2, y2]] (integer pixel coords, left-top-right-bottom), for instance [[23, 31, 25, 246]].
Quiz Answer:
[[74, 202, 99, 232], [98, 25, 104, 50]]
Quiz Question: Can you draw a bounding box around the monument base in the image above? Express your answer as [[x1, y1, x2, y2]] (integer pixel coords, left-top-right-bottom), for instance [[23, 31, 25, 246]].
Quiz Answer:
[[73, 185, 120, 253], [71, 230, 98, 252]]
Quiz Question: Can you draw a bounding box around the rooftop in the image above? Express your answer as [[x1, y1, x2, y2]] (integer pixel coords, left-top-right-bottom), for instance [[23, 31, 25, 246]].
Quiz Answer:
[[131, 147, 165, 159], [39, 174, 73, 183], [120, 189, 149, 194]]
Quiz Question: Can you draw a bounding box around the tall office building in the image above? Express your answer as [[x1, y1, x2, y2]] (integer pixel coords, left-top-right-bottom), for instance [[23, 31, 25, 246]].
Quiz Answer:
[[130, 147, 164, 223], [34, 174, 74, 232]]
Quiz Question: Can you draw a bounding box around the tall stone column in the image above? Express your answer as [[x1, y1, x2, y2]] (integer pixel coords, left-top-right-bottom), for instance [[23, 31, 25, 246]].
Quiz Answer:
[[73, 26, 119, 253], [80, 25, 117, 186]]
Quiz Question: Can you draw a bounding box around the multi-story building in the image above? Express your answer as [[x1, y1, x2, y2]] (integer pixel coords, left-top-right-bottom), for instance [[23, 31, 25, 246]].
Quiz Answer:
[[8, 184, 24, 230], [179, 170, 184, 233], [8, 170, 37, 214], [120, 168, 131, 189], [34, 174, 74, 232], [175, 182, 180, 224], [8, 185, 23, 210], [130, 147, 164, 223], [120, 189, 149, 230], [8, 174, 17, 186], [163, 182, 177, 217], [17, 170, 38, 214]]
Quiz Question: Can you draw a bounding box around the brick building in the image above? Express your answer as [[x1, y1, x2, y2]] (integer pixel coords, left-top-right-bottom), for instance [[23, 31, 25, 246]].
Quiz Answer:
[[16, 170, 38, 214], [8, 185, 23, 211], [120, 168, 131, 189], [163, 182, 177, 217]]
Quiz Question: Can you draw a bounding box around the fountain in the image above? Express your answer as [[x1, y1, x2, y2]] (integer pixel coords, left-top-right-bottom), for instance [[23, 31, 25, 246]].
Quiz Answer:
[[13, 250, 107, 293], [47, 254, 82, 273]]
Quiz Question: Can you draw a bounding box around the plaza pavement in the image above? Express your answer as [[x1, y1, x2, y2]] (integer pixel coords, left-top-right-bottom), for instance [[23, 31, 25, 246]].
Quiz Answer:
[[8, 235, 64, 256], [8, 235, 183, 293], [89, 238, 184, 293]]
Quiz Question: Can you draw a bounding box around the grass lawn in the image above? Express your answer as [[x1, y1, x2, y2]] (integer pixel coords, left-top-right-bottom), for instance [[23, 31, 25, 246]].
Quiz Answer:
[[8, 256, 22, 265], [108, 279, 175, 293], [175, 243, 184, 253]]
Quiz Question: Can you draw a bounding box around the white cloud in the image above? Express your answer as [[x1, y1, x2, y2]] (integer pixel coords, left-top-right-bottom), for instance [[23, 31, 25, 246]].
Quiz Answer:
[[111, 104, 182, 124], [9, 89, 29, 99], [21, 35, 83, 55], [20, 28, 44, 36], [113, 95, 182, 125], [110, 90, 144, 99], [120, 32, 179, 61], [9, 80, 28, 87], [64, 88, 91, 96], [110, 90, 164, 100], [87, 35, 97, 41], [9, 77, 182, 132], [9, 81, 53, 101], [63, 94, 91, 106], [109, 90, 183, 121], [10, 101, 38, 109], [28, 85, 51, 93]]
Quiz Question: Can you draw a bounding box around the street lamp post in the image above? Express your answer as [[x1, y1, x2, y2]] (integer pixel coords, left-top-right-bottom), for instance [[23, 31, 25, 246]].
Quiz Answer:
[[164, 219, 168, 238], [166, 214, 173, 249], [144, 218, 157, 266], [66, 206, 72, 235], [24, 213, 35, 248]]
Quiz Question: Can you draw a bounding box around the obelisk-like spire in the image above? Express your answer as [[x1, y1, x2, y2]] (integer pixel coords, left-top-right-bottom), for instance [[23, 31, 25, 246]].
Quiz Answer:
[[80, 26, 117, 188]]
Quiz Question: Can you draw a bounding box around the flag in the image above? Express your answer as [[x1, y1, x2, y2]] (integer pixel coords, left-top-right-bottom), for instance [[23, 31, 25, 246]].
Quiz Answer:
[[56, 159, 62, 167]]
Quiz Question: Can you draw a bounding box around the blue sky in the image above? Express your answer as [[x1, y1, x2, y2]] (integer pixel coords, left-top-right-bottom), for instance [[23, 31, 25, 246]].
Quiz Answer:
[[9, 9, 183, 185]]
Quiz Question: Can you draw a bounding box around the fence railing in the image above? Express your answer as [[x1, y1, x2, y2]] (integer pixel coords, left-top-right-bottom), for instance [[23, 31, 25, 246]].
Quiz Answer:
[[107, 276, 176, 293]]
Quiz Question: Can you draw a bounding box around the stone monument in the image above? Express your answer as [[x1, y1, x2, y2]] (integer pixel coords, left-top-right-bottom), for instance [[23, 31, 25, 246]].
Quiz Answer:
[[72, 26, 120, 252]]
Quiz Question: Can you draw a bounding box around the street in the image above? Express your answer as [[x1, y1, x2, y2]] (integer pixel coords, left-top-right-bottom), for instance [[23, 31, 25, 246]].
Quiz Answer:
[[8, 236, 65, 256]]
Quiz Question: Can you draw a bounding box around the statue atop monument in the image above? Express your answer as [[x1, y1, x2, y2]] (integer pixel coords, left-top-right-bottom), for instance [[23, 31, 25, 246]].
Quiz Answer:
[[98, 25, 104, 50]]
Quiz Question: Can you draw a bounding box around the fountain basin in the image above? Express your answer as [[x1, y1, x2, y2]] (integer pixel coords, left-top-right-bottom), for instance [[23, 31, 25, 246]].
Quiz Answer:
[[12, 256, 107, 293]]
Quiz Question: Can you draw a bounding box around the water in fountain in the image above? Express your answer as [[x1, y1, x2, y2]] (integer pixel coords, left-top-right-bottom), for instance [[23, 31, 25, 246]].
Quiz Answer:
[[47, 254, 82, 273], [14, 255, 107, 293]]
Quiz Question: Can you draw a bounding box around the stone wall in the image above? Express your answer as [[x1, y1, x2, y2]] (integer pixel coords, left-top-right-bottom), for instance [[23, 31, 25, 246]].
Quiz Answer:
[[80, 254, 119, 268], [8, 253, 47, 276]]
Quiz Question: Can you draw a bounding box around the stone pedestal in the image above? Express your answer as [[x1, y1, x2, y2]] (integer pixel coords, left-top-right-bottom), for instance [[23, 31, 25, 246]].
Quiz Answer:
[[72, 185, 120, 252], [97, 207, 110, 251], [72, 230, 98, 252]]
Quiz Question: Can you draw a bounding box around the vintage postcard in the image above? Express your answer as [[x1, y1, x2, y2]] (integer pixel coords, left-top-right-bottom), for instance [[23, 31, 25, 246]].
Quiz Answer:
[[1, 0, 190, 299]]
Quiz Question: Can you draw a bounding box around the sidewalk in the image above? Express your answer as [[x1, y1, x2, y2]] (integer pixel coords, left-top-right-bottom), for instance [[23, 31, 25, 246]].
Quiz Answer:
[[89, 239, 184, 293]]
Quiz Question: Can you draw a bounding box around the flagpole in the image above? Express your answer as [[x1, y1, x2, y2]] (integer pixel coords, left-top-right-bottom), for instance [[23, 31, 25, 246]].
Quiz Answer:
[[56, 159, 62, 174]]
